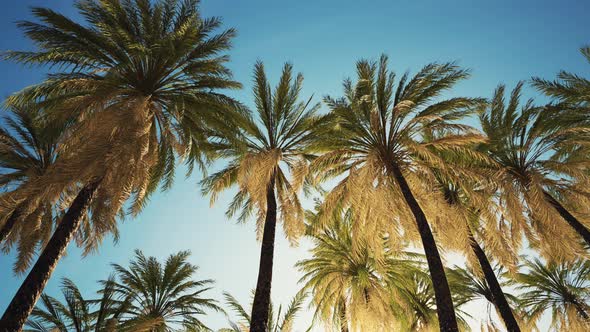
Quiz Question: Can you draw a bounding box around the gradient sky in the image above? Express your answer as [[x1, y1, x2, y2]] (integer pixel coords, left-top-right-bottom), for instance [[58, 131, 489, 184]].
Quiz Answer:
[[1, 0, 589, 330]]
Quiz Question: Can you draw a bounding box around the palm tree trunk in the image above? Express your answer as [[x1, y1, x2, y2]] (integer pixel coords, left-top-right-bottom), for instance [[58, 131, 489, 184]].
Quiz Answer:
[[0, 181, 100, 332], [0, 206, 21, 243], [467, 229, 520, 332], [250, 175, 277, 332], [340, 301, 349, 332], [388, 163, 458, 332], [543, 190, 590, 247], [572, 299, 590, 320]]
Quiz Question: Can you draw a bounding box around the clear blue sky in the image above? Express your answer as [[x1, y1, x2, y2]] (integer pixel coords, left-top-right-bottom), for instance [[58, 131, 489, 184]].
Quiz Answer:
[[0, 0, 589, 330]]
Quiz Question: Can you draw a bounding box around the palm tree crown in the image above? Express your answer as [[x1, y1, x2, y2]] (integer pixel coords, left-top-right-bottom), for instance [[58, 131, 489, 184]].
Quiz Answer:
[[297, 206, 417, 331], [514, 258, 590, 331], [202, 61, 328, 242], [2, 0, 241, 248], [480, 82, 590, 260], [25, 277, 124, 332], [0, 105, 69, 271], [110, 250, 220, 331]]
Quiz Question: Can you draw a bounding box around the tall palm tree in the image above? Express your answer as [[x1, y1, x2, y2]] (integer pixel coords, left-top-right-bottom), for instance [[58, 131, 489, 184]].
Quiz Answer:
[[0, 1, 240, 329], [297, 207, 417, 332], [219, 291, 306, 332], [24, 277, 126, 332], [311, 55, 485, 331], [110, 250, 220, 332], [513, 258, 590, 331], [432, 172, 521, 331], [0, 105, 69, 272], [479, 83, 590, 260], [201, 62, 329, 332]]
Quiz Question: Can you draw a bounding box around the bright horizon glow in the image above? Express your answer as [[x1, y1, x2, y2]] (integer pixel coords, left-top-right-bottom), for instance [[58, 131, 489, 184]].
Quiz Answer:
[[1, 0, 589, 330]]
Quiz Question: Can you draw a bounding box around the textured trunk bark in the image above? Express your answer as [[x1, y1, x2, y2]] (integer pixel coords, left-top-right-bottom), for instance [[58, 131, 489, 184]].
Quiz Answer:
[[543, 190, 590, 247], [468, 230, 520, 332], [571, 298, 590, 320], [250, 175, 277, 332], [0, 181, 100, 332], [0, 206, 22, 244], [388, 164, 458, 332], [340, 301, 349, 332]]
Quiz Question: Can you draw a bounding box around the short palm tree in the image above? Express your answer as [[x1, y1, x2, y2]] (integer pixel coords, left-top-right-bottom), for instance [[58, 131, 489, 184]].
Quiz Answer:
[[311, 55, 485, 331], [479, 82, 590, 260], [201, 61, 329, 332], [0, 105, 68, 272], [220, 291, 306, 332], [24, 277, 125, 332], [0, 0, 240, 329], [513, 258, 590, 331], [297, 207, 417, 332], [110, 250, 220, 332]]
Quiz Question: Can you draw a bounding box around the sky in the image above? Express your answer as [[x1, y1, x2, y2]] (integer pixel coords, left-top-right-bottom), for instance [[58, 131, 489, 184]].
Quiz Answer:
[[0, 0, 589, 331]]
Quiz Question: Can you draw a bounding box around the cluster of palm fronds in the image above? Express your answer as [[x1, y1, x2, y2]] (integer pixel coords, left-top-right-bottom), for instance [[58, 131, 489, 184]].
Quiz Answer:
[[2, 0, 590, 331], [298, 207, 590, 332], [24, 250, 221, 332]]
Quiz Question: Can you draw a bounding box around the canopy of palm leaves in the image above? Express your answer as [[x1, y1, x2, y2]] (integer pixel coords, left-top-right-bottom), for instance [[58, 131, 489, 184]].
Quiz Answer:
[[24, 277, 125, 332], [513, 258, 590, 331], [297, 206, 420, 331], [310, 54, 487, 258], [429, 147, 519, 273], [479, 82, 590, 261], [1, 0, 241, 253], [201, 61, 330, 243], [109, 250, 220, 332], [219, 291, 306, 332], [0, 105, 70, 272]]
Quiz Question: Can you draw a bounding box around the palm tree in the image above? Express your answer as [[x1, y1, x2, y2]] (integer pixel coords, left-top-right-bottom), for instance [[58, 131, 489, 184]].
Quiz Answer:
[[479, 83, 590, 260], [24, 277, 126, 332], [513, 258, 590, 331], [532, 46, 590, 106], [0, 1, 239, 329], [297, 207, 418, 332], [432, 172, 521, 331], [110, 250, 220, 332], [201, 61, 329, 332], [0, 105, 69, 272], [311, 55, 485, 331], [220, 291, 306, 332]]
